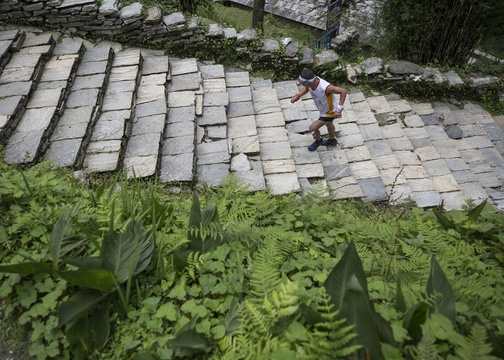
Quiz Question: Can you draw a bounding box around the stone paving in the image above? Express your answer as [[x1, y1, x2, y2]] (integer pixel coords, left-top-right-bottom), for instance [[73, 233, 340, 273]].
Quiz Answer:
[[1, 28, 504, 212]]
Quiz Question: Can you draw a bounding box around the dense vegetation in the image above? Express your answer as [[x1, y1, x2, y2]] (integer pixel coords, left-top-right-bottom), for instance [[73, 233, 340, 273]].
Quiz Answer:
[[381, 0, 504, 66], [1, 152, 503, 359]]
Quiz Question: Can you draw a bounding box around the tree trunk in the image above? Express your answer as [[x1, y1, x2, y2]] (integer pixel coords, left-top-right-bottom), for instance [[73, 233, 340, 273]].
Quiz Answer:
[[252, 0, 266, 34]]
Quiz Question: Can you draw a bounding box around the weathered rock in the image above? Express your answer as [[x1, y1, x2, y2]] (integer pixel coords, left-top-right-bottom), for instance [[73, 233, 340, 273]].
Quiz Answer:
[[260, 39, 279, 52], [144, 7, 162, 25], [444, 70, 464, 86], [300, 47, 314, 65], [346, 65, 357, 84], [314, 50, 339, 67], [361, 57, 383, 75], [237, 29, 257, 43], [284, 41, 298, 57], [467, 73, 500, 87], [207, 24, 224, 38], [445, 125, 463, 139], [387, 60, 423, 75], [163, 12, 185, 27]]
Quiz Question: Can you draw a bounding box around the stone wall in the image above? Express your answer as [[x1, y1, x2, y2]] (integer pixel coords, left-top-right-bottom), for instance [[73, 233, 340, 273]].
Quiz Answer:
[[340, 0, 383, 45], [0, 0, 321, 70], [0, 0, 501, 103]]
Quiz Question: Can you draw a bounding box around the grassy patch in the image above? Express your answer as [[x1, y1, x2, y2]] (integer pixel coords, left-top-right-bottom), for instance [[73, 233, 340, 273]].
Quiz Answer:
[[198, 3, 321, 47]]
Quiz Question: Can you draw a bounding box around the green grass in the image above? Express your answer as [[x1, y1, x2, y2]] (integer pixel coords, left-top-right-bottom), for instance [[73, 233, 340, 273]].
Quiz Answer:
[[198, 3, 322, 47]]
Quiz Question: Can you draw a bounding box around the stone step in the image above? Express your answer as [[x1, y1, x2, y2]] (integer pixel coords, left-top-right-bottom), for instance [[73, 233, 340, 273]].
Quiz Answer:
[[82, 47, 142, 173], [44, 42, 114, 167], [0, 30, 54, 142], [0, 29, 25, 74], [3, 32, 78, 164], [1, 29, 503, 212], [159, 57, 199, 183], [123, 51, 169, 178]]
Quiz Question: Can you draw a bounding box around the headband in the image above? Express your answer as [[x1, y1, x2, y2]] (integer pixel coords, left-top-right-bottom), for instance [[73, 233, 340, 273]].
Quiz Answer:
[[299, 75, 316, 83]]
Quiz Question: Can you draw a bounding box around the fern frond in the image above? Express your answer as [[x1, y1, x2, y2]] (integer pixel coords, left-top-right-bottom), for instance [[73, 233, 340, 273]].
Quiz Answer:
[[188, 222, 224, 243], [265, 280, 300, 319], [244, 300, 270, 334], [249, 241, 283, 299], [304, 290, 360, 358], [455, 323, 499, 360], [411, 327, 442, 360], [186, 251, 209, 280], [303, 181, 331, 203]]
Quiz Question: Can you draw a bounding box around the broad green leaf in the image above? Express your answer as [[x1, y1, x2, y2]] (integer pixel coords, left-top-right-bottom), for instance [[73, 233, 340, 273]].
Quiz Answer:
[[65, 306, 110, 357], [56, 269, 115, 293], [324, 241, 386, 359], [423, 313, 462, 342], [403, 302, 428, 344], [426, 256, 456, 322], [223, 298, 241, 335], [432, 208, 456, 230], [375, 311, 397, 346], [285, 321, 309, 342], [211, 325, 226, 340], [395, 278, 406, 313], [59, 289, 110, 327], [134, 234, 154, 277], [201, 202, 217, 226], [0, 262, 52, 275], [100, 220, 151, 284], [49, 204, 79, 267], [324, 241, 369, 309], [188, 194, 202, 235], [63, 256, 102, 270], [171, 329, 211, 357], [155, 302, 178, 321], [467, 199, 487, 221], [343, 275, 382, 359]]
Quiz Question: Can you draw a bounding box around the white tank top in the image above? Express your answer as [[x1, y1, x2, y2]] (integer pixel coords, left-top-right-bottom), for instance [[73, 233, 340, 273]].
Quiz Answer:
[[308, 78, 337, 118]]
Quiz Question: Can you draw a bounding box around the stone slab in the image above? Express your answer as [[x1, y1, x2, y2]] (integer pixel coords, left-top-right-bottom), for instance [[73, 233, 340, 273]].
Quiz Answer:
[[260, 141, 293, 160], [296, 163, 324, 178], [328, 176, 363, 199], [349, 160, 380, 179], [168, 91, 195, 108], [124, 155, 158, 178], [108, 65, 139, 82], [227, 101, 255, 118], [411, 191, 442, 208], [160, 153, 194, 182], [358, 177, 388, 202], [169, 72, 200, 91], [228, 115, 257, 138], [44, 138, 82, 167], [197, 163, 230, 186], [131, 114, 166, 136], [265, 172, 301, 195], [83, 151, 120, 172], [4, 130, 43, 164], [225, 72, 250, 87], [170, 59, 198, 76], [228, 87, 252, 102], [232, 135, 260, 154], [262, 159, 296, 174]]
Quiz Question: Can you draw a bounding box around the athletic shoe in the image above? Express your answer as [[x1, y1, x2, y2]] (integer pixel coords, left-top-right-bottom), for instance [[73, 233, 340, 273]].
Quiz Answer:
[[308, 140, 323, 151], [322, 138, 337, 146]]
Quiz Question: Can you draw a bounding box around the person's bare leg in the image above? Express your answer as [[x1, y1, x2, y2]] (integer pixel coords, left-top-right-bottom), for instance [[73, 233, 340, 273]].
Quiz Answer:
[[309, 120, 325, 141], [326, 122, 335, 139], [308, 119, 325, 151]]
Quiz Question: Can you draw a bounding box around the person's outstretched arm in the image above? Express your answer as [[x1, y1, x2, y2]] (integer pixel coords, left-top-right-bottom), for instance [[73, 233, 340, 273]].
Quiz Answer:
[[290, 86, 309, 103]]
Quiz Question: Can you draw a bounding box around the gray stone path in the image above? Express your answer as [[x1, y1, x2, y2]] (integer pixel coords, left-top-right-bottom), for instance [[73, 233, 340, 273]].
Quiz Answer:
[[1, 28, 503, 212]]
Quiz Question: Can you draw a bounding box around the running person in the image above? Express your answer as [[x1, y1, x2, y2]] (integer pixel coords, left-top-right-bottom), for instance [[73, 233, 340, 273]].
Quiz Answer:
[[290, 68, 347, 151]]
